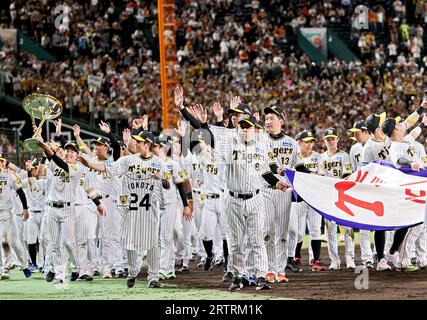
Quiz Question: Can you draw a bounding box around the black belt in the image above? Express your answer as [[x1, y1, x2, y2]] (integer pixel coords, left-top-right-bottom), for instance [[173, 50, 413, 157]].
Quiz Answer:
[[31, 210, 42, 213], [229, 190, 260, 200], [48, 202, 71, 208], [206, 194, 220, 199], [193, 190, 202, 194]]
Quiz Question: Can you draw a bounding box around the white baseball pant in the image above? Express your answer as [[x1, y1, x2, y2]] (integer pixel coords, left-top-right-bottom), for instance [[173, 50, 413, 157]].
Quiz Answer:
[[326, 221, 354, 264], [160, 203, 179, 275], [401, 224, 424, 268], [75, 204, 98, 276], [127, 246, 159, 283], [47, 204, 79, 281]]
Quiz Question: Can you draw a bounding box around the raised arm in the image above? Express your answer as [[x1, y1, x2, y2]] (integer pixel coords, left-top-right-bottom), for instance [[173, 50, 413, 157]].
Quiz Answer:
[[99, 120, 120, 161], [72, 124, 92, 155], [54, 119, 68, 148]]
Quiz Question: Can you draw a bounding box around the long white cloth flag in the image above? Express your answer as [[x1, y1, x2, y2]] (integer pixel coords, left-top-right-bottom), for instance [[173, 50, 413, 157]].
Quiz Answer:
[[285, 162, 427, 230]]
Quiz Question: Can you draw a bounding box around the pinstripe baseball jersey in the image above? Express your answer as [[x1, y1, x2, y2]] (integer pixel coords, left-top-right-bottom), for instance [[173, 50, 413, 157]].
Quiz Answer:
[[198, 151, 225, 195], [0, 172, 22, 210], [111, 174, 124, 204], [295, 151, 325, 175], [46, 161, 84, 203], [260, 133, 298, 169], [82, 154, 114, 197], [184, 152, 203, 192], [349, 142, 364, 171], [320, 150, 352, 178], [216, 132, 270, 193], [208, 125, 237, 159], [75, 168, 95, 206], [361, 137, 391, 165], [21, 178, 46, 211], [413, 141, 427, 167], [105, 154, 165, 251], [389, 135, 420, 168], [162, 157, 185, 205]]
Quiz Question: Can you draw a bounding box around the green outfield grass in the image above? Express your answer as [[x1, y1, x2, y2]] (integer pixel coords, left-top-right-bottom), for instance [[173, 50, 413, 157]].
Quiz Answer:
[[0, 232, 371, 300], [0, 271, 287, 300]]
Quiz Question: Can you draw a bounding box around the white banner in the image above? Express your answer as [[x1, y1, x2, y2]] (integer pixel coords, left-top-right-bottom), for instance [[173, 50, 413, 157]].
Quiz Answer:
[[87, 75, 102, 91], [300, 27, 327, 57], [285, 163, 427, 230]]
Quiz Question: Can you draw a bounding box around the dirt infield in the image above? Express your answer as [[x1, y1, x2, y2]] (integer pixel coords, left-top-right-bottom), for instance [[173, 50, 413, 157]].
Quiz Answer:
[[149, 247, 427, 300]]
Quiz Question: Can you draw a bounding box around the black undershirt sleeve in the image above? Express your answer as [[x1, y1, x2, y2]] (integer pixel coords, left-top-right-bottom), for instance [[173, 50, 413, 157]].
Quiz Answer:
[[397, 157, 412, 167], [16, 188, 28, 209], [51, 154, 69, 173], [176, 182, 189, 207], [262, 172, 280, 187]]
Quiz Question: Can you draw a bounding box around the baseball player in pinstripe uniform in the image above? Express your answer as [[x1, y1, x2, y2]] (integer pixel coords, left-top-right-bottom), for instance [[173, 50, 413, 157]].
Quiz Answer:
[[348, 120, 375, 268], [73, 122, 121, 279], [384, 114, 427, 271], [152, 134, 187, 280], [319, 128, 355, 270], [79, 130, 192, 288], [284, 130, 327, 272], [38, 140, 105, 284], [259, 105, 295, 283], [362, 106, 424, 271], [212, 113, 289, 291], [0, 155, 31, 280], [74, 169, 102, 281]]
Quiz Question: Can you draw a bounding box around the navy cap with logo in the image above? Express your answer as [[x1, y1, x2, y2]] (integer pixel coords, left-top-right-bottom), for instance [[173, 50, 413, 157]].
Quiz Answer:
[[132, 130, 155, 144], [295, 130, 316, 141], [229, 103, 251, 115], [238, 113, 257, 127], [64, 141, 80, 153], [366, 112, 386, 133], [323, 127, 339, 139], [263, 105, 286, 119], [381, 116, 402, 137], [91, 137, 111, 148], [348, 120, 368, 133]]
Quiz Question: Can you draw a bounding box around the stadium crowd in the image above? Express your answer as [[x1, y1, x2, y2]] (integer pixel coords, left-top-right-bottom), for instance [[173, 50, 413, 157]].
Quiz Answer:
[[0, 0, 427, 151]]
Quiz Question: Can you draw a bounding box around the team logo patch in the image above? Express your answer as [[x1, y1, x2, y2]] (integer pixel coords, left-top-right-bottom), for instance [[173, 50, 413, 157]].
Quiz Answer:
[[119, 195, 129, 205]]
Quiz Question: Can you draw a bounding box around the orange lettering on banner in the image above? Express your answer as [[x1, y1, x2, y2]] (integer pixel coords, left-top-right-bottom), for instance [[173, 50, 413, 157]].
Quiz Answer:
[[334, 181, 384, 217], [404, 189, 426, 204]]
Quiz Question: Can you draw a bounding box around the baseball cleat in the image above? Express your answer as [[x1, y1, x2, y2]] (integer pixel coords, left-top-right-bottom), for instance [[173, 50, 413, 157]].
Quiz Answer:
[[229, 278, 241, 291], [402, 265, 419, 272], [46, 271, 55, 282], [385, 252, 401, 269], [197, 258, 206, 268], [277, 273, 289, 283], [166, 272, 176, 279], [222, 271, 233, 282], [158, 272, 167, 280], [265, 272, 276, 284], [93, 270, 101, 277], [148, 280, 161, 288], [182, 265, 189, 272], [311, 260, 327, 272], [203, 257, 213, 271], [255, 277, 271, 291], [1, 269, 10, 280], [70, 272, 79, 281], [127, 277, 136, 288], [363, 261, 374, 269], [23, 268, 32, 278], [102, 272, 113, 279], [29, 264, 39, 273], [346, 257, 356, 269], [328, 261, 340, 270], [286, 259, 303, 272], [376, 258, 392, 271], [78, 274, 93, 281]]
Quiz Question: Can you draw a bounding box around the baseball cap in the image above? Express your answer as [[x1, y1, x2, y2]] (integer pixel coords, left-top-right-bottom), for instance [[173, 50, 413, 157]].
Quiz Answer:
[[366, 112, 387, 133], [382, 116, 402, 137], [255, 119, 265, 129], [64, 141, 80, 153], [263, 105, 286, 119], [323, 128, 339, 139], [348, 120, 368, 133], [229, 103, 251, 115], [295, 130, 316, 142], [132, 130, 155, 144], [91, 137, 111, 148], [238, 114, 257, 127], [350, 137, 357, 142]]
